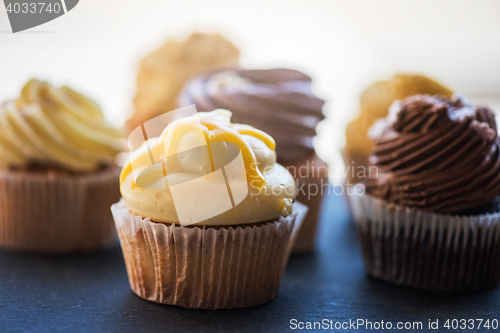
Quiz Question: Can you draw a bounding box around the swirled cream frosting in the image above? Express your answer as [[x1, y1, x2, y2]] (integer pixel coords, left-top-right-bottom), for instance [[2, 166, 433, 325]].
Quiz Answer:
[[120, 109, 297, 225], [0, 79, 125, 172], [129, 32, 240, 131], [178, 68, 325, 162], [366, 94, 500, 214], [345, 74, 453, 158]]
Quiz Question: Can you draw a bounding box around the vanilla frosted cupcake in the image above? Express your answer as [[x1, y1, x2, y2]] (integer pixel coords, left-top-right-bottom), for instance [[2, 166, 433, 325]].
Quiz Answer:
[[112, 110, 307, 309], [0, 79, 125, 253], [179, 68, 326, 252], [128, 32, 240, 131], [351, 94, 500, 291]]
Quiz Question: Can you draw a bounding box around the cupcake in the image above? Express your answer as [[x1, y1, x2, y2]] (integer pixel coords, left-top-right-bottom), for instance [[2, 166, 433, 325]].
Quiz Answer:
[[350, 94, 500, 291], [112, 110, 307, 309], [128, 32, 240, 131], [344, 74, 452, 183], [0, 79, 125, 253], [179, 68, 327, 252]]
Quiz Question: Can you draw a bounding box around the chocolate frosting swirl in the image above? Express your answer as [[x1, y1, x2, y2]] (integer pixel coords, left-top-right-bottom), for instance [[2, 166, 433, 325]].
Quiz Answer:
[[178, 68, 325, 162], [366, 94, 500, 214]]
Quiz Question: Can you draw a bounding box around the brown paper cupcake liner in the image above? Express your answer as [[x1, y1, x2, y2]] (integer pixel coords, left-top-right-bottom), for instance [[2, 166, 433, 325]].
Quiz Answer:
[[0, 167, 120, 253], [283, 153, 328, 253], [292, 178, 325, 253], [111, 199, 307, 309], [350, 191, 500, 291]]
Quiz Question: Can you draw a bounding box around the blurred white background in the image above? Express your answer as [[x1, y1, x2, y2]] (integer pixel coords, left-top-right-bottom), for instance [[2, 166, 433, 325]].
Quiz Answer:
[[1, 0, 500, 167]]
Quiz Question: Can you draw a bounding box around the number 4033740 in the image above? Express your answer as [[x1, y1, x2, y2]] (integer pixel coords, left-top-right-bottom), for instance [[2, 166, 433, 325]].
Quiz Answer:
[[6, 2, 62, 14]]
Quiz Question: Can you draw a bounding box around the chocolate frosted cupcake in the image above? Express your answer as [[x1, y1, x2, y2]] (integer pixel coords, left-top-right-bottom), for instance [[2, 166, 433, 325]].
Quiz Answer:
[[179, 68, 327, 252], [0, 79, 125, 253], [350, 94, 500, 291], [343, 74, 452, 183]]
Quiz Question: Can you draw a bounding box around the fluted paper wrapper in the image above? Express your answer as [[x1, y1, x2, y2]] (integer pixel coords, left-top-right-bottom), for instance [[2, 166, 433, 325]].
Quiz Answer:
[[350, 192, 500, 291], [112, 199, 307, 309], [283, 153, 328, 253], [0, 168, 120, 253], [292, 178, 325, 253]]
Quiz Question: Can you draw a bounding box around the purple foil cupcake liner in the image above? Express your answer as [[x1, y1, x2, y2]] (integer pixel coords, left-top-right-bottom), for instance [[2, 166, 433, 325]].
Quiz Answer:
[[350, 192, 500, 291]]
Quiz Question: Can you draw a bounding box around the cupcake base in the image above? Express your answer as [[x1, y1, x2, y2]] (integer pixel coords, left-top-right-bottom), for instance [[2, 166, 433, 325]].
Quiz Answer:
[[282, 153, 328, 253], [0, 167, 120, 253], [350, 191, 500, 291], [111, 199, 307, 309], [341, 149, 370, 184]]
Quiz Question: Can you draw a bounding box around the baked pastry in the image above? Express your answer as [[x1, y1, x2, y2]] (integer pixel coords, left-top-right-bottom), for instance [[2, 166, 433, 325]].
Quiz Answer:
[[128, 32, 239, 131], [350, 94, 500, 291], [0, 79, 125, 253], [112, 110, 307, 309], [344, 74, 452, 183], [179, 68, 326, 252]]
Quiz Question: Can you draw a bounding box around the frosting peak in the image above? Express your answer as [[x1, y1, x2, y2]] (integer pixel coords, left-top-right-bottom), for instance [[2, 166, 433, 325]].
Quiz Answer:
[[129, 33, 240, 131], [178, 68, 325, 162], [366, 94, 500, 214], [120, 110, 296, 225], [0, 79, 125, 172]]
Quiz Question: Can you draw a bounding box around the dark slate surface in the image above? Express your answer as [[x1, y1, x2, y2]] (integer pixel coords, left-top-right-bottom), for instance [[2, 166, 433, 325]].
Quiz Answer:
[[1, 193, 499, 333]]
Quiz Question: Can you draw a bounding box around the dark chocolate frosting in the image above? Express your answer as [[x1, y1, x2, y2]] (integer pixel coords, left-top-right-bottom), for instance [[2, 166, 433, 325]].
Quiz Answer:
[[366, 94, 500, 214], [178, 68, 325, 162]]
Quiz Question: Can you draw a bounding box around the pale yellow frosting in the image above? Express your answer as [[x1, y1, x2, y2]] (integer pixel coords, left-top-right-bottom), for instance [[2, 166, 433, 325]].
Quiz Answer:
[[0, 79, 125, 172], [120, 110, 296, 226], [129, 32, 240, 131]]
